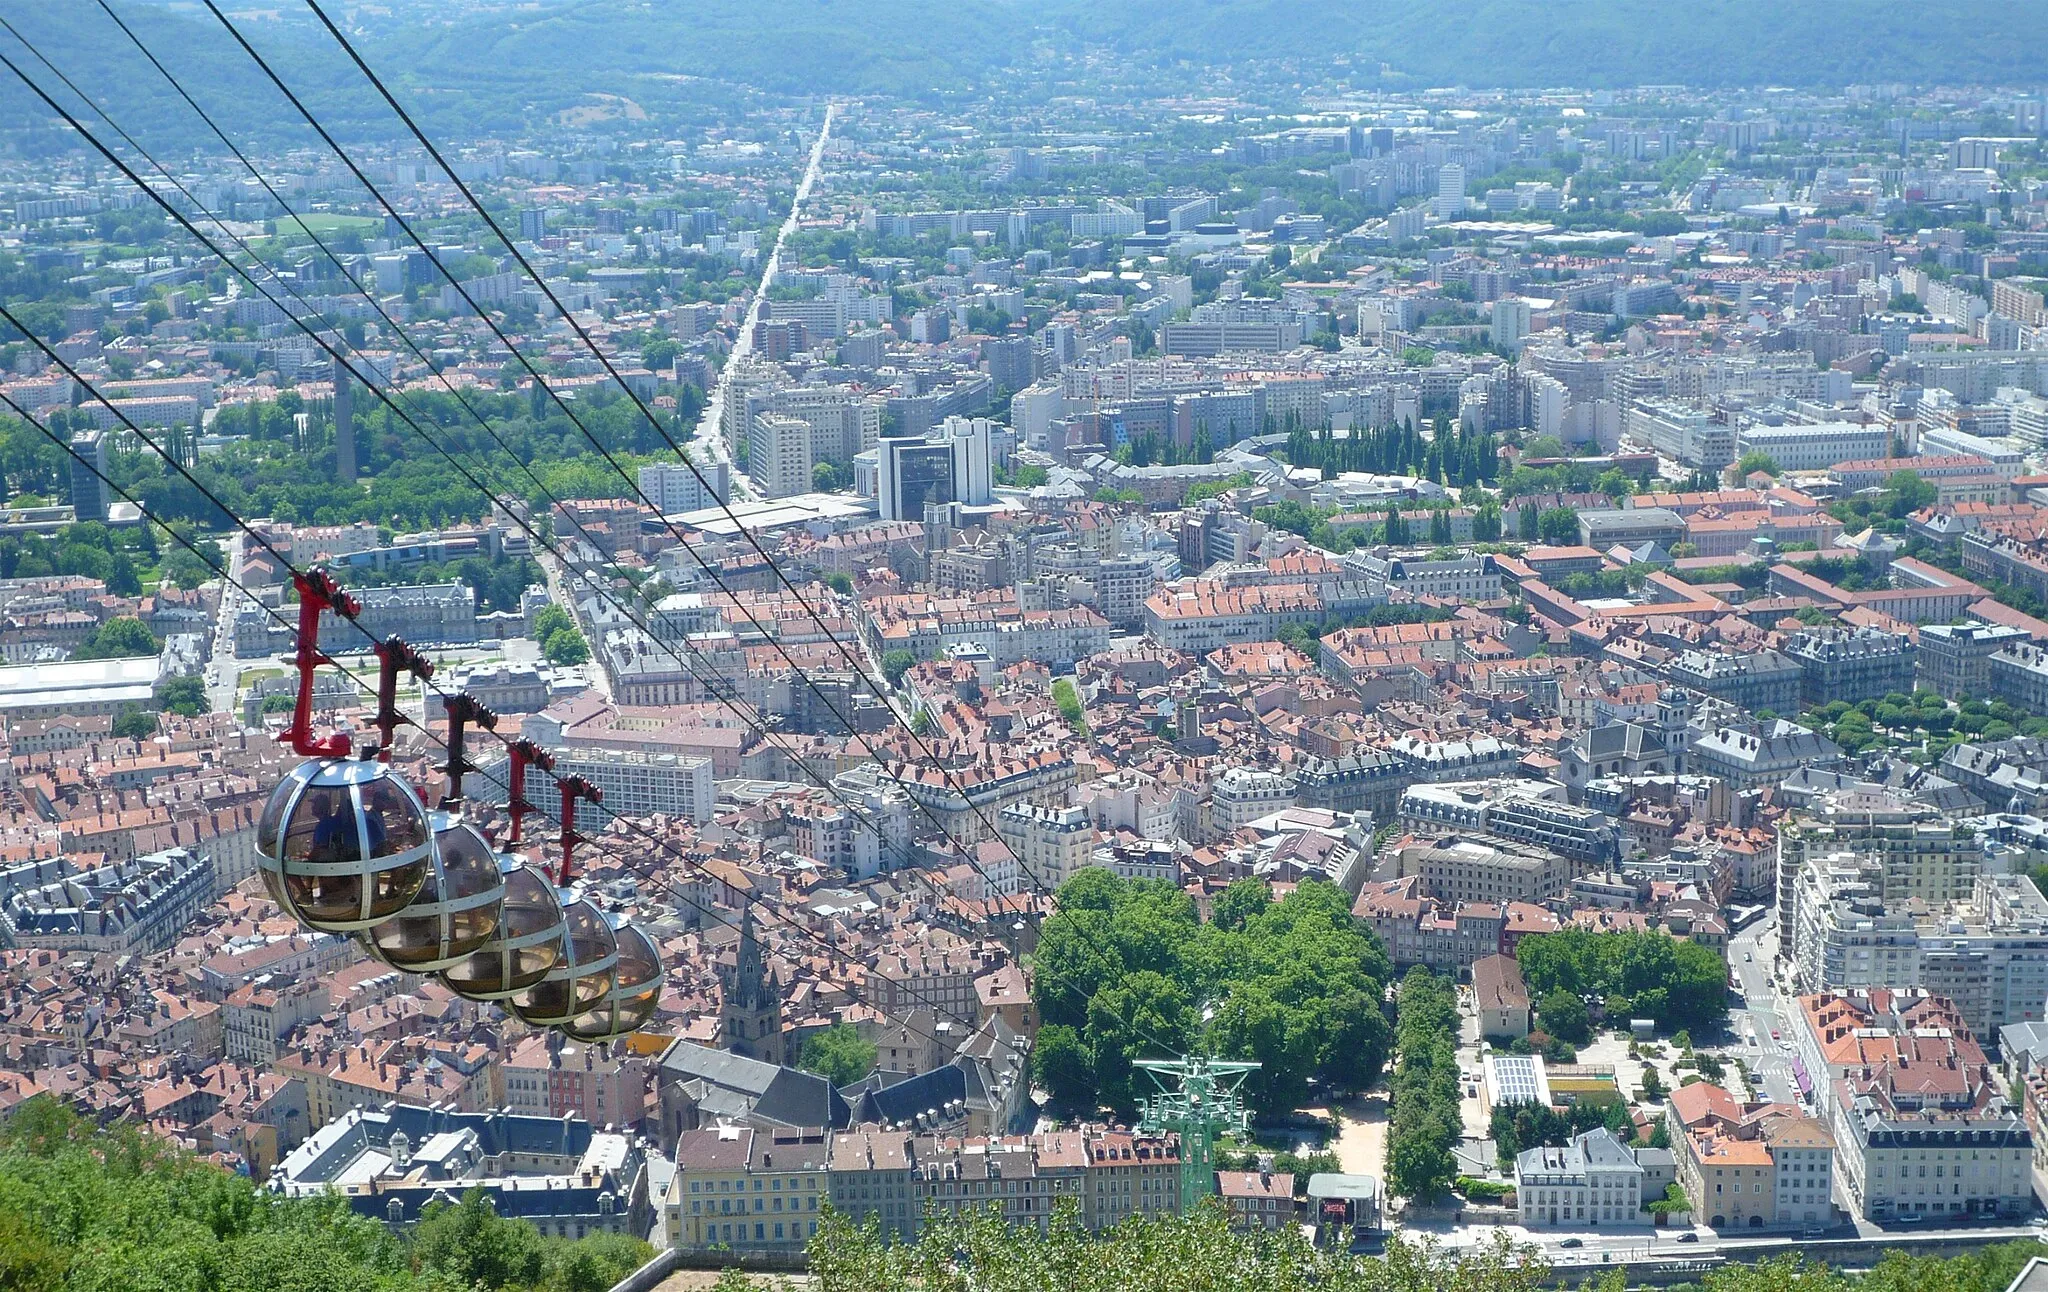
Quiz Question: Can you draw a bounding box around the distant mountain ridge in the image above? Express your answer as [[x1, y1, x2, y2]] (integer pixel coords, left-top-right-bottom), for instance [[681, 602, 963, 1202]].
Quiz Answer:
[[390, 0, 2048, 96], [2, 0, 2043, 154]]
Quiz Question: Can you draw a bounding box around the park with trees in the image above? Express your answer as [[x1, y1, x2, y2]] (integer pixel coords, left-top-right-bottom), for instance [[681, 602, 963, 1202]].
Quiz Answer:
[[1514, 929, 1730, 1036], [1029, 872, 1392, 1120]]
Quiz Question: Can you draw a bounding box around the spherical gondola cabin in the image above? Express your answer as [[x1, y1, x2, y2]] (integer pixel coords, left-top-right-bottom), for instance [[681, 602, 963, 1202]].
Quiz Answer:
[[561, 921, 666, 1041], [437, 858, 567, 1000], [256, 759, 432, 933], [508, 891, 618, 1028], [364, 813, 505, 971]]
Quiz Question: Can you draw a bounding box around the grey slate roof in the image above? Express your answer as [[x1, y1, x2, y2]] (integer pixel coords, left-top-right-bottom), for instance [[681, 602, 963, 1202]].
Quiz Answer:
[[658, 1039, 850, 1129]]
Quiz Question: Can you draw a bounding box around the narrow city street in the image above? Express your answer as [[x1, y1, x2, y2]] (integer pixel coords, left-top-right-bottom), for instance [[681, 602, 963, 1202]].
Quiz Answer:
[[204, 530, 244, 715], [1726, 913, 1802, 1108]]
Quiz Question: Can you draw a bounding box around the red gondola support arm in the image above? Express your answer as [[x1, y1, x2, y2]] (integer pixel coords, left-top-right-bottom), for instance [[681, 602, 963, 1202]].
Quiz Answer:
[[506, 739, 555, 846], [283, 568, 360, 759], [439, 694, 498, 806], [557, 776, 601, 886], [370, 637, 434, 761]]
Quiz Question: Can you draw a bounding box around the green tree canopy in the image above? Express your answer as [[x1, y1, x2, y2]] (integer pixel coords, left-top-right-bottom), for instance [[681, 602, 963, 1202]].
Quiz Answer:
[[74, 616, 160, 661], [543, 626, 591, 666], [1517, 929, 1728, 1034], [1537, 988, 1592, 1044], [881, 649, 917, 687], [1734, 450, 1782, 478], [156, 674, 207, 718], [799, 1021, 878, 1087], [1387, 967, 1461, 1200], [1029, 870, 1391, 1118]]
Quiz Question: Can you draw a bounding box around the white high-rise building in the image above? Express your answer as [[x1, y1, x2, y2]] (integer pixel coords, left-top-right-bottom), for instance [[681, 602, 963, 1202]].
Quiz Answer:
[[638, 458, 731, 515], [747, 413, 814, 498], [943, 416, 995, 506], [1491, 297, 1532, 351], [1433, 163, 1467, 219]]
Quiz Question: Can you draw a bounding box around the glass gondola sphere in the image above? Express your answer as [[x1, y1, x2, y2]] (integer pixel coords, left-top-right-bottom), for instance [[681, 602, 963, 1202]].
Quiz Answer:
[[562, 921, 666, 1042], [437, 860, 567, 1000], [364, 814, 505, 972], [256, 759, 432, 933], [508, 892, 618, 1028]]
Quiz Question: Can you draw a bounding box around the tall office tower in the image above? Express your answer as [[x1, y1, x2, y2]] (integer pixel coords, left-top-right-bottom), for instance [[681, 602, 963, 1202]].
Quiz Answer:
[[877, 436, 956, 522], [69, 428, 107, 521], [333, 356, 357, 483]]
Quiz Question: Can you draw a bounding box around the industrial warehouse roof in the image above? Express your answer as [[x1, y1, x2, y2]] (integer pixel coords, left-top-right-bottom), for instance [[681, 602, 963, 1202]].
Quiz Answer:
[[0, 654, 160, 712]]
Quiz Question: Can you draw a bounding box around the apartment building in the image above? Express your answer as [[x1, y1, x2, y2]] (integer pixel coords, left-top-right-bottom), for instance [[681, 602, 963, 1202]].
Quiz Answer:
[[1218, 1169, 1296, 1230], [222, 977, 328, 1066], [529, 747, 717, 823], [1347, 553, 1503, 601], [1398, 778, 1619, 867], [993, 801, 1096, 892], [1352, 876, 1560, 973], [825, 1126, 920, 1242], [1514, 1128, 1647, 1228], [1666, 649, 1803, 714], [277, 1105, 651, 1238], [2, 847, 215, 955], [748, 413, 816, 499], [1691, 720, 1843, 791], [1919, 622, 2030, 698], [1401, 835, 1581, 905], [1626, 398, 1736, 470], [890, 748, 1081, 844], [1790, 863, 2048, 1039], [1667, 1082, 1835, 1232], [667, 1125, 829, 1252], [1083, 1130, 1183, 1229], [1774, 793, 1982, 944], [1734, 421, 1889, 472], [1212, 767, 1296, 830], [1781, 628, 1916, 706], [503, 1034, 646, 1127], [1991, 641, 2048, 716], [1828, 1029, 2032, 1222], [1788, 988, 1977, 1117]]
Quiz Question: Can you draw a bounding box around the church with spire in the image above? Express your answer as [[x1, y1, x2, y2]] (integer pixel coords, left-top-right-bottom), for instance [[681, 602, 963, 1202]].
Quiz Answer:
[[719, 903, 784, 1067]]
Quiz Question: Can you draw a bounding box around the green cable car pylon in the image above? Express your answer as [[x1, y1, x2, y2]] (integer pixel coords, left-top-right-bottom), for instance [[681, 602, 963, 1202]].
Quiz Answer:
[[1135, 1054, 1259, 1213]]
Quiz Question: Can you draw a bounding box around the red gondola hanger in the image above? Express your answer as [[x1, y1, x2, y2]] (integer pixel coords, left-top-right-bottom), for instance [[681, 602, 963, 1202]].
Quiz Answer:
[[556, 775, 601, 886], [440, 694, 498, 806], [370, 637, 433, 762], [282, 568, 359, 758], [506, 739, 555, 845]]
